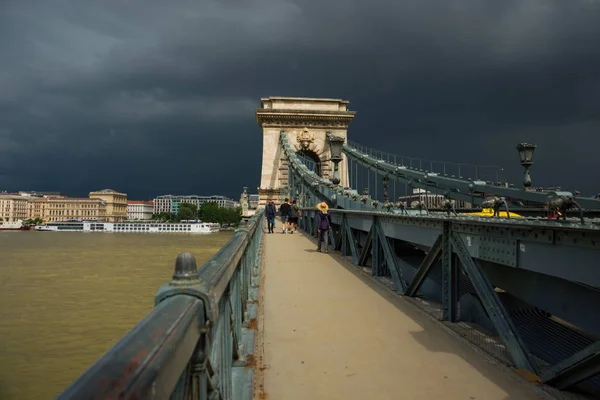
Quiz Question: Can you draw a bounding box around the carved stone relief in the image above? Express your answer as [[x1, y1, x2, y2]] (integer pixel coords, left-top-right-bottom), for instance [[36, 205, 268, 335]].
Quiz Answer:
[[296, 127, 315, 150], [258, 116, 351, 129]]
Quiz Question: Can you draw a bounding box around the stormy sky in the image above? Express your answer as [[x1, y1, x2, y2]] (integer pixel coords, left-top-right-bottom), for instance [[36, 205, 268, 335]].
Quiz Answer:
[[1, 0, 599, 200]]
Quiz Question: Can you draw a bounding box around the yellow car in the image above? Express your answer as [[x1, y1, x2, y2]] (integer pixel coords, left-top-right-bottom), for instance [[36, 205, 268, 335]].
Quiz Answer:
[[463, 208, 524, 218]]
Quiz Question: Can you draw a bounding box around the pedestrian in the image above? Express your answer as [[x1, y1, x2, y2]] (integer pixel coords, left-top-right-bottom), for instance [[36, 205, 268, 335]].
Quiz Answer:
[[279, 198, 291, 234], [265, 199, 277, 233], [316, 202, 331, 253], [288, 200, 300, 233]]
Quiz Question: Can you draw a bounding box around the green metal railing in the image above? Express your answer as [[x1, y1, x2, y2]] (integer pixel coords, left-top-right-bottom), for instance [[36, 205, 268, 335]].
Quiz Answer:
[[57, 210, 265, 400]]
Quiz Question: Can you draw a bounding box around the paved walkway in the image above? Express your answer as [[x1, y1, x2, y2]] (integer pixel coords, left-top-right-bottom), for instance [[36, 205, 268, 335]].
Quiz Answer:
[[259, 227, 542, 400]]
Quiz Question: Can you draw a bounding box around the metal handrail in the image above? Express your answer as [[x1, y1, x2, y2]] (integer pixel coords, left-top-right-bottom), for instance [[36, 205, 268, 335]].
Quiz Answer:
[[346, 139, 504, 181], [298, 207, 600, 231], [57, 210, 265, 399], [279, 131, 600, 226], [342, 140, 600, 211], [57, 296, 205, 399]]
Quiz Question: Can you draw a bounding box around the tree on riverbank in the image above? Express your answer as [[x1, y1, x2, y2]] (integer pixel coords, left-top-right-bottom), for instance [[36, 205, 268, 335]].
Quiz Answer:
[[151, 212, 176, 222], [151, 202, 241, 225], [176, 203, 197, 221], [200, 202, 242, 225]]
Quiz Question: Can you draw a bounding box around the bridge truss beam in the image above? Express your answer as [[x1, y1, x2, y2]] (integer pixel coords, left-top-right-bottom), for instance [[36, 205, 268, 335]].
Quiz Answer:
[[284, 130, 600, 396], [341, 138, 600, 211], [298, 207, 600, 396]]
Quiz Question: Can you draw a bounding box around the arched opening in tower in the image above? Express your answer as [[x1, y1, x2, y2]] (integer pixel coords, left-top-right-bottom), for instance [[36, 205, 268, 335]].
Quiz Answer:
[[296, 149, 321, 177]]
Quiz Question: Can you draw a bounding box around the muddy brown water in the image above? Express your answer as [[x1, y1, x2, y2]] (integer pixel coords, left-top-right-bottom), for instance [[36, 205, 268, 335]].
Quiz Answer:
[[0, 230, 233, 399]]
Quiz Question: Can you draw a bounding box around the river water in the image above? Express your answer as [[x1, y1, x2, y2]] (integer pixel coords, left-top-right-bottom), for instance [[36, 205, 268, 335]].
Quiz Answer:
[[0, 230, 233, 399]]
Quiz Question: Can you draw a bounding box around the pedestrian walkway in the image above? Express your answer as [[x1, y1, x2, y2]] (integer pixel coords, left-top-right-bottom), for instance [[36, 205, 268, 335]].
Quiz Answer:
[[258, 229, 542, 400]]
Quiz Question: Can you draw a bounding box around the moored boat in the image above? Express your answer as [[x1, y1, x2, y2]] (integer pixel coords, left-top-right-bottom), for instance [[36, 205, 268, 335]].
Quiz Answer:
[[0, 220, 30, 231], [34, 221, 220, 233]]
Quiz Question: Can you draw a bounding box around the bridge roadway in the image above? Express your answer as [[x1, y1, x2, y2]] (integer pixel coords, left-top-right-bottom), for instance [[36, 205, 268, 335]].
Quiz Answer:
[[257, 225, 543, 400]]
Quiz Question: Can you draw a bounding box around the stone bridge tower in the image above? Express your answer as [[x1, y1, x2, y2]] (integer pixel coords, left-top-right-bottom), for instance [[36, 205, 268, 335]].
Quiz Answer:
[[256, 97, 356, 207]]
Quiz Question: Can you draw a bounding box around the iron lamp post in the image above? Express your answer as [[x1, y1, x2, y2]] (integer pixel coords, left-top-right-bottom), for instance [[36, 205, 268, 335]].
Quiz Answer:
[[516, 143, 536, 189], [382, 176, 393, 210], [382, 176, 389, 202], [328, 134, 345, 185]]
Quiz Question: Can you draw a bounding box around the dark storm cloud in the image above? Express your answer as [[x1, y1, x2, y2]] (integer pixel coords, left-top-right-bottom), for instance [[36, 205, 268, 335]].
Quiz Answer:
[[1, 0, 599, 199]]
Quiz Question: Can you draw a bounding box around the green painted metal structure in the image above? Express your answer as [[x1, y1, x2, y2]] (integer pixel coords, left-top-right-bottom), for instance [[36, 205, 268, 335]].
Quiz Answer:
[[57, 129, 600, 399], [282, 131, 600, 397], [57, 211, 264, 400]]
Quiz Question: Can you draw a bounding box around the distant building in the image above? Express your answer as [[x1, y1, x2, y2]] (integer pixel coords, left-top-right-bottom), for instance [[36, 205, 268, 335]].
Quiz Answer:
[[1, 194, 107, 222], [0, 195, 28, 222], [89, 189, 128, 222], [396, 188, 472, 210], [249, 194, 259, 209], [26, 196, 106, 222], [18, 191, 66, 198], [42, 197, 106, 222], [153, 195, 239, 214], [27, 197, 49, 220], [128, 201, 153, 220]]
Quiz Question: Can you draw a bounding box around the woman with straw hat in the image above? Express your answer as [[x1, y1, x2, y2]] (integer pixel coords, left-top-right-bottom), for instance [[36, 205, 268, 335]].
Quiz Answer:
[[316, 202, 332, 253]]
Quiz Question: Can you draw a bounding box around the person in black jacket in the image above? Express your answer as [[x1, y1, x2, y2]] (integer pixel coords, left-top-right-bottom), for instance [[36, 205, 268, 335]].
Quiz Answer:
[[279, 198, 291, 234], [288, 199, 300, 233], [265, 200, 277, 233]]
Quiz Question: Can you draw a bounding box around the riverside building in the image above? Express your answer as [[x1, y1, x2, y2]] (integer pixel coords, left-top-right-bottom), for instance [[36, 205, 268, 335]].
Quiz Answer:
[[0, 195, 28, 222], [127, 201, 154, 220], [89, 189, 128, 222], [27, 197, 106, 222], [153, 195, 239, 214]]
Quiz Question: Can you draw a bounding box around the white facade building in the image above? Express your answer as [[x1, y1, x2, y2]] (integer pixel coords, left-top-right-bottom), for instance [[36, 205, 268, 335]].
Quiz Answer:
[[0, 195, 28, 222], [397, 188, 472, 209], [127, 201, 154, 220], [153, 195, 239, 214], [249, 194, 259, 209]]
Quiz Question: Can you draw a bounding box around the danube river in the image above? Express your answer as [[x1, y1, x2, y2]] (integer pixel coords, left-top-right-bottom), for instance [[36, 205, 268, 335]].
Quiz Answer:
[[0, 230, 233, 399]]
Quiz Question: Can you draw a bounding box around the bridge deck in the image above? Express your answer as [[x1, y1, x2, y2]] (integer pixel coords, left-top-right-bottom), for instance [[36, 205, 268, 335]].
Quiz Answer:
[[258, 228, 542, 400]]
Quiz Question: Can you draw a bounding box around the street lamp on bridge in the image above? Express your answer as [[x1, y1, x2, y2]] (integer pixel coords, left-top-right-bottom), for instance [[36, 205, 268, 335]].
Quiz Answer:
[[516, 143, 536, 189], [328, 134, 345, 185]]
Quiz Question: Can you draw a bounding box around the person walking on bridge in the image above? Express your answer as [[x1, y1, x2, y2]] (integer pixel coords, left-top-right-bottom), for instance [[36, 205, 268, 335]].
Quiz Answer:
[[316, 202, 332, 253], [279, 198, 291, 234], [288, 199, 300, 233], [265, 199, 277, 234]]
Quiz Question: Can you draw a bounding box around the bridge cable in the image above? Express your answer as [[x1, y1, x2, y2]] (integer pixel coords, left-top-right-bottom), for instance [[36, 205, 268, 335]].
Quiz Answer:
[[394, 154, 397, 202]]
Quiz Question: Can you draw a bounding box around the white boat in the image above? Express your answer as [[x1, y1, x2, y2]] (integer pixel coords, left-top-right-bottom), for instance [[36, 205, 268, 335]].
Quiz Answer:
[[34, 221, 220, 233], [0, 220, 30, 231]]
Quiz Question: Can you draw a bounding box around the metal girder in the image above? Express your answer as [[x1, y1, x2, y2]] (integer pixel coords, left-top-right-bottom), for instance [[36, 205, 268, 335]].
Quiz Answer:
[[343, 216, 360, 264], [333, 227, 342, 251], [542, 341, 600, 390], [517, 241, 600, 289], [345, 151, 483, 206], [342, 142, 600, 210], [478, 261, 600, 339], [405, 234, 443, 297], [358, 227, 373, 266], [372, 221, 380, 276], [310, 216, 315, 236], [341, 216, 348, 256], [327, 209, 600, 290], [450, 231, 538, 373], [374, 219, 406, 292], [441, 222, 458, 322], [329, 226, 338, 250]]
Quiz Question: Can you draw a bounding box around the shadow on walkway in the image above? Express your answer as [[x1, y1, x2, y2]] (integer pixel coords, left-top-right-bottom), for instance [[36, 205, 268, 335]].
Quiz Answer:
[[260, 227, 544, 400]]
